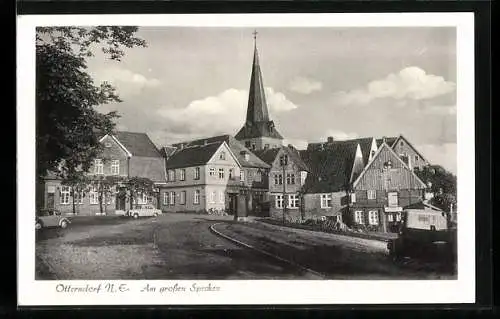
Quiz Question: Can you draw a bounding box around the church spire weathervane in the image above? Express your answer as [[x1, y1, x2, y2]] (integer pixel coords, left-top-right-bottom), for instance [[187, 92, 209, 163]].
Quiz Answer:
[[253, 30, 258, 46]]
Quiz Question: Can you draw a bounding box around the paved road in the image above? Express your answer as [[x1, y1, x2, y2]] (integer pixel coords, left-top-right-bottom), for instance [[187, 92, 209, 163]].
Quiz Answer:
[[35, 214, 456, 280], [36, 214, 317, 280], [214, 221, 456, 279]]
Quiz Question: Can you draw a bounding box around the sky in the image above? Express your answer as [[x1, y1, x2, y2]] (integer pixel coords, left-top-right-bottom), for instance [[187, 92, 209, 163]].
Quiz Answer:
[[87, 27, 457, 174]]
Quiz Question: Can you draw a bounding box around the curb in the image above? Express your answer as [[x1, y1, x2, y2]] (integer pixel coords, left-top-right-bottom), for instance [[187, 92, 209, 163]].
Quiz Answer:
[[255, 219, 393, 244], [209, 223, 325, 279]]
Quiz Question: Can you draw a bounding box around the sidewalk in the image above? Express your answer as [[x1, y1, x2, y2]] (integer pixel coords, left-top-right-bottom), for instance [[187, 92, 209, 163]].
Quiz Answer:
[[254, 218, 398, 243]]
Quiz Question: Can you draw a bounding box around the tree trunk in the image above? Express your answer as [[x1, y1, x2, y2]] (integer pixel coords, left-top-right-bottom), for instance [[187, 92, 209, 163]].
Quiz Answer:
[[98, 183, 104, 215], [72, 188, 76, 215]]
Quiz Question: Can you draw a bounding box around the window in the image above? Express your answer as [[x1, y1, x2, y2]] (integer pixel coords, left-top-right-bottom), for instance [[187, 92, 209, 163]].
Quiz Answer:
[[209, 167, 216, 177], [137, 193, 148, 205], [388, 192, 398, 207], [274, 174, 283, 185], [168, 170, 175, 181], [252, 144, 256, 151], [170, 192, 176, 205], [388, 214, 394, 222], [415, 155, 419, 162], [218, 168, 224, 179], [94, 159, 103, 175], [194, 167, 200, 180], [275, 195, 283, 208], [89, 186, 99, 205], [288, 194, 299, 209], [245, 141, 251, 148], [367, 190, 376, 200], [350, 193, 356, 203], [229, 169, 233, 179], [180, 191, 186, 205], [265, 144, 270, 149], [354, 211, 364, 224], [210, 191, 216, 203], [368, 211, 379, 225], [219, 191, 225, 203], [163, 192, 169, 205], [286, 173, 295, 185], [60, 186, 70, 205], [320, 194, 332, 208], [396, 213, 402, 222], [240, 170, 245, 181], [104, 142, 112, 148], [110, 160, 120, 175], [180, 169, 186, 181], [194, 190, 200, 204], [73, 189, 84, 205], [400, 141, 404, 147], [219, 151, 226, 160]]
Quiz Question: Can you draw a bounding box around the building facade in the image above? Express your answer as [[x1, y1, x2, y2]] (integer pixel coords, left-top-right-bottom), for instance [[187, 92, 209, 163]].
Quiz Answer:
[[348, 142, 427, 232], [159, 141, 245, 215], [254, 146, 308, 220], [40, 131, 165, 216], [300, 139, 365, 222], [376, 135, 430, 171]]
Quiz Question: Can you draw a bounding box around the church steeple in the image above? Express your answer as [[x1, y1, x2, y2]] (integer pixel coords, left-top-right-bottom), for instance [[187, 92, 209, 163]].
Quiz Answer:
[[246, 30, 270, 124], [235, 30, 284, 151]]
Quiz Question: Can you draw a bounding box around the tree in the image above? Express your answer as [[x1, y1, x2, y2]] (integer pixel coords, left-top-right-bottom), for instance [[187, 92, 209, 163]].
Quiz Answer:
[[415, 165, 457, 212], [125, 177, 156, 209], [36, 27, 146, 179]]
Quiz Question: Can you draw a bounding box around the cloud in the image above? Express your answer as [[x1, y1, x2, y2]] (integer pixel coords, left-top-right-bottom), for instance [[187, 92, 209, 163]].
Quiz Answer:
[[288, 76, 323, 94], [421, 105, 457, 115], [333, 66, 456, 106], [156, 87, 298, 140], [92, 67, 161, 98], [416, 142, 457, 174]]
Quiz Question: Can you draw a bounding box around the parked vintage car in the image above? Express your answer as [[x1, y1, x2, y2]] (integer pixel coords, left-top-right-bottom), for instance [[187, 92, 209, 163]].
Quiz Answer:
[[35, 209, 71, 230], [387, 208, 456, 261], [127, 204, 162, 219]]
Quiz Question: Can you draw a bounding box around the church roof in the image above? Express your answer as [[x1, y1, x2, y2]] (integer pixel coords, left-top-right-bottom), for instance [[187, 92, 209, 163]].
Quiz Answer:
[[235, 37, 284, 141], [234, 121, 284, 140], [246, 44, 269, 124]]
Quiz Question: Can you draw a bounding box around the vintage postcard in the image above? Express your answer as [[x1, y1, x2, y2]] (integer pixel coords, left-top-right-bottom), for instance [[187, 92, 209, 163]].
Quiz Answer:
[[17, 13, 475, 306]]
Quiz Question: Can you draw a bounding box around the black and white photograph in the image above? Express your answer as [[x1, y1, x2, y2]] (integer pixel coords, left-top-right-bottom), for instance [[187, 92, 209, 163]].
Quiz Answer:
[[17, 13, 475, 305]]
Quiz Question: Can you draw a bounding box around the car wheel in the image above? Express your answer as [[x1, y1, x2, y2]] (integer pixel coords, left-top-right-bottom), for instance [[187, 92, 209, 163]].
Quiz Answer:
[[133, 213, 139, 219], [35, 222, 42, 230], [60, 220, 68, 229], [154, 213, 158, 217]]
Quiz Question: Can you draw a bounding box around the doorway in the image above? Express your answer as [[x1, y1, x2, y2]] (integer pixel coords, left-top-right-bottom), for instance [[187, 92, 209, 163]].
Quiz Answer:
[[228, 194, 238, 216]]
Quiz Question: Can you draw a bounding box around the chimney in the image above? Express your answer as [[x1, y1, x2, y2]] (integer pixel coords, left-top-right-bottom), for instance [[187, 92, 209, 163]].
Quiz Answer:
[[203, 140, 208, 146], [179, 143, 185, 150], [382, 136, 387, 143], [327, 136, 334, 143]]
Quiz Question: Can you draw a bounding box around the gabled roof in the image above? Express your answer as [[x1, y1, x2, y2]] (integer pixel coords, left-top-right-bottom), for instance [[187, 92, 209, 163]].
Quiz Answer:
[[165, 141, 226, 169], [391, 135, 429, 163], [352, 142, 427, 189], [253, 146, 309, 171], [376, 136, 398, 148], [110, 131, 162, 158], [172, 135, 270, 169], [300, 142, 359, 193]]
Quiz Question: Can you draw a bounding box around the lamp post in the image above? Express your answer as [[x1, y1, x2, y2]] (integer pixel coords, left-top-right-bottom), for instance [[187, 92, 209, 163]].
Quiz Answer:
[[280, 154, 288, 224]]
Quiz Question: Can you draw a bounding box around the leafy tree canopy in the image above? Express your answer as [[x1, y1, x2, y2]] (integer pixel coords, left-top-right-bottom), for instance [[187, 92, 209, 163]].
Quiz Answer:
[[415, 165, 457, 212], [36, 26, 147, 179]]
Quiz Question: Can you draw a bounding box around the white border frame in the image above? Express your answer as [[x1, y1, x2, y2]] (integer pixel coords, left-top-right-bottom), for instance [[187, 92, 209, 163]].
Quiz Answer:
[[17, 13, 475, 306]]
